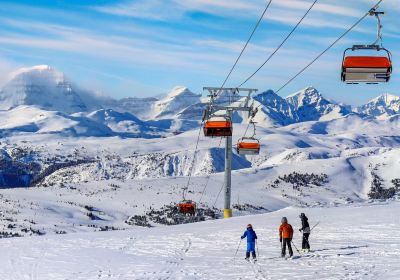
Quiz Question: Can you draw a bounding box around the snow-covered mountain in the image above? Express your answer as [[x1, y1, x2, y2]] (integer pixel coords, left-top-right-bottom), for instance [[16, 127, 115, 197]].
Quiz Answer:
[[356, 93, 400, 119], [85, 109, 169, 136], [1, 65, 399, 132], [151, 86, 202, 119], [252, 90, 296, 126], [107, 96, 159, 120], [285, 87, 351, 122], [0, 64, 399, 140], [0, 65, 102, 113], [250, 87, 352, 126]]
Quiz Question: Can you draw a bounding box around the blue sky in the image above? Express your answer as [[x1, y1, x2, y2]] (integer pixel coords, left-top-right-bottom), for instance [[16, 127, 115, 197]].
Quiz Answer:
[[0, 0, 398, 105]]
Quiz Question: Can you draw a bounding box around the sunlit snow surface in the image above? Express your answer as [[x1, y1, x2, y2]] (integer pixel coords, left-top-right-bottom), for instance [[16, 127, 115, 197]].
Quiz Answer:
[[0, 202, 399, 279]]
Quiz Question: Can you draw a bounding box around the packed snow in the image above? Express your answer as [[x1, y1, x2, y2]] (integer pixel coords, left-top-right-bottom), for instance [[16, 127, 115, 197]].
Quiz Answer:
[[0, 202, 399, 279]]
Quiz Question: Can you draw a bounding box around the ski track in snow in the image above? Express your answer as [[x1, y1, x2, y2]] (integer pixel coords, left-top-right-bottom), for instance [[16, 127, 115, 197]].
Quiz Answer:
[[0, 202, 399, 279]]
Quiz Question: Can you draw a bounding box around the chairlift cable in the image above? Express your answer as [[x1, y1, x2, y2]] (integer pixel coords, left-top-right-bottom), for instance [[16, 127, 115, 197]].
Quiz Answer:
[[212, 182, 225, 209], [244, 0, 384, 123], [182, 123, 203, 201], [198, 137, 223, 205], [275, 0, 384, 94], [238, 0, 319, 88], [237, 0, 318, 140], [218, 0, 273, 95]]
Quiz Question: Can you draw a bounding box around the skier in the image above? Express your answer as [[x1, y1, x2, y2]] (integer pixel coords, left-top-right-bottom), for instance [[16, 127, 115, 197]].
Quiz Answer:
[[279, 217, 293, 258], [299, 213, 311, 252], [241, 224, 258, 261]]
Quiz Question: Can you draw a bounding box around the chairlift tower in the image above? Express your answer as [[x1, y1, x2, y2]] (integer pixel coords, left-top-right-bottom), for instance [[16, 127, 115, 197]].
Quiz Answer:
[[203, 87, 258, 218]]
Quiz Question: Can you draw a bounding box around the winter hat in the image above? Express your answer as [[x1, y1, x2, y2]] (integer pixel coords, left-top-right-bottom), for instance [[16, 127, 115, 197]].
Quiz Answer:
[[300, 213, 305, 218], [247, 224, 252, 228], [281, 217, 288, 223]]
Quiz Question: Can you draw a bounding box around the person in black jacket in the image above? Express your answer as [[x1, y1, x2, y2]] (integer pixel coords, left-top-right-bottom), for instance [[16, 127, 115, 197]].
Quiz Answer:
[[299, 213, 311, 252]]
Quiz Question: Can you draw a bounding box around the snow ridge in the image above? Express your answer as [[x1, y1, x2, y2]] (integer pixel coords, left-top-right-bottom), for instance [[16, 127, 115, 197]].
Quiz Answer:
[[0, 65, 398, 137]]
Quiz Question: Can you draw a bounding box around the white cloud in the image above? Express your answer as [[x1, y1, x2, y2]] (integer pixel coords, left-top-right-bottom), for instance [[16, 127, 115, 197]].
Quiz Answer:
[[272, 0, 361, 17], [0, 56, 20, 87], [92, 0, 369, 24], [94, 0, 185, 21]]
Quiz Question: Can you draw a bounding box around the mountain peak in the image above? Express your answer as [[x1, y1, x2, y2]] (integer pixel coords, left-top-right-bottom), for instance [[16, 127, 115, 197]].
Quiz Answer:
[[371, 93, 400, 104], [0, 65, 91, 113], [166, 86, 199, 99], [286, 86, 320, 99], [9, 65, 66, 86], [153, 86, 202, 119], [11, 65, 54, 77], [285, 86, 326, 110]]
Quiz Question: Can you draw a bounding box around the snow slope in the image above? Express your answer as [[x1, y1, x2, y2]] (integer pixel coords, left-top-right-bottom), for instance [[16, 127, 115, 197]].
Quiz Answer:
[[1, 114, 400, 236], [0, 106, 114, 137], [0, 201, 399, 279]]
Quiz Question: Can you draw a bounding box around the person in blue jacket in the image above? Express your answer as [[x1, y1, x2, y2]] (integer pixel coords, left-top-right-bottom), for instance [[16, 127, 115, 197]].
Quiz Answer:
[[241, 224, 258, 260]]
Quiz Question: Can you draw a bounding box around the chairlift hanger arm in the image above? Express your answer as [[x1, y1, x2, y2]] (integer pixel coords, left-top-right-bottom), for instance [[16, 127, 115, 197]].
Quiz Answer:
[[368, 8, 384, 46]]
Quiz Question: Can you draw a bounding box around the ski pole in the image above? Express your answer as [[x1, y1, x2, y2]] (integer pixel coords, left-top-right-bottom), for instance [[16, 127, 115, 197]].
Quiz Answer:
[[233, 239, 242, 263], [291, 240, 301, 254], [310, 221, 320, 232], [256, 239, 260, 259]]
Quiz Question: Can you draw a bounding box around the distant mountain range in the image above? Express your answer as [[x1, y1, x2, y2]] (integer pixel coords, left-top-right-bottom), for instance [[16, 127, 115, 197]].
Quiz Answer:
[[0, 65, 399, 138]]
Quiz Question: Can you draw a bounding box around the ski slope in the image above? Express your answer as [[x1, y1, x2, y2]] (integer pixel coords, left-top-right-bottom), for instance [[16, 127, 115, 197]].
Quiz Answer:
[[0, 201, 399, 279]]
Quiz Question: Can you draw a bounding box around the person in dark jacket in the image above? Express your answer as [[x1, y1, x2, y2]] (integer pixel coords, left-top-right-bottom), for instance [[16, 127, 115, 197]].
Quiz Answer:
[[241, 224, 258, 260], [279, 217, 293, 258], [299, 213, 311, 252]]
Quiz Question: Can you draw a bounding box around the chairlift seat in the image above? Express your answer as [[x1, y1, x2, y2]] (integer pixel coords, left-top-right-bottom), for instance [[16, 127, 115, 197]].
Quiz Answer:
[[341, 47, 392, 83], [342, 56, 392, 83], [237, 140, 260, 155], [178, 200, 196, 215], [204, 121, 232, 137]]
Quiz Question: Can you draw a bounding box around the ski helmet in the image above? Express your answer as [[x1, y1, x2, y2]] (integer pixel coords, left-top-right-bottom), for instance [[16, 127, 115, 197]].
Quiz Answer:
[[281, 217, 288, 223], [247, 224, 252, 228]]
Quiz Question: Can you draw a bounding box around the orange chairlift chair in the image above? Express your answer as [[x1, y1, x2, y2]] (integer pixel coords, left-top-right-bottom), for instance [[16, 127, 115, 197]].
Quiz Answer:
[[236, 121, 260, 155], [237, 137, 260, 155], [341, 8, 392, 84], [203, 116, 232, 137], [341, 45, 392, 84], [178, 200, 196, 216]]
